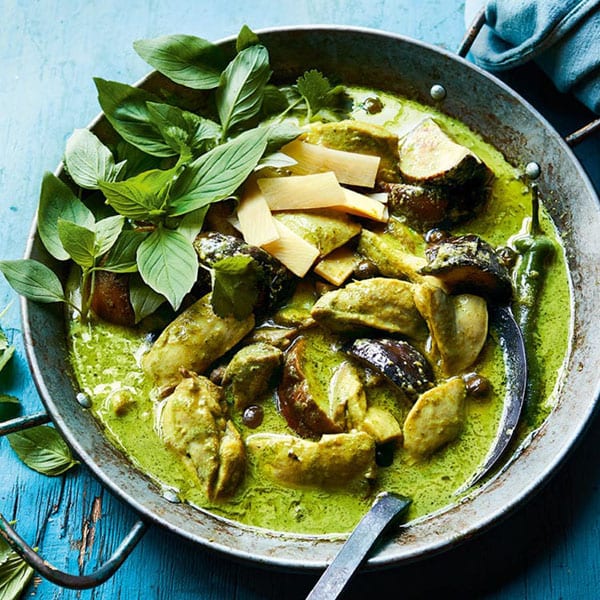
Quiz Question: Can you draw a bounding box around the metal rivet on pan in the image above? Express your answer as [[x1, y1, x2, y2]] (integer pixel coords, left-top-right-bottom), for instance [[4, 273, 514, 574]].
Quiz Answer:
[[76, 392, 92, 408], [430, 84, 447, 100], [525, 161, 541, 180]]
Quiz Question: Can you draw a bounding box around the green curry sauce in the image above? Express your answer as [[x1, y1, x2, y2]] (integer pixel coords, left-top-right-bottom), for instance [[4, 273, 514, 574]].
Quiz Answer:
[[68, 88, 571, 535]]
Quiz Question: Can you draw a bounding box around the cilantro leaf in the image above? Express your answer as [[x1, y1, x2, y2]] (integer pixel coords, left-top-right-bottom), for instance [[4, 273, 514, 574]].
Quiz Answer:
[[295, 70, 349, 121]]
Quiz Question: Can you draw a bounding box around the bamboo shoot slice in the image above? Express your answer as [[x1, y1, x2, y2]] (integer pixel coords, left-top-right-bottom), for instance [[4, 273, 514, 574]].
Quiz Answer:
[[314, 246, 359, 286], [282, 139, 380, 188], [262, 219, 320, 277], [335, 188, 389, 222], [257, 172, 345, 210], [237, 176, 279, 246]]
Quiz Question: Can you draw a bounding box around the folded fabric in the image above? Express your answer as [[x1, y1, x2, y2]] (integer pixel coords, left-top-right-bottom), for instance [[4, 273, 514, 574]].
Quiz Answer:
[[465, 0, 600, 113]]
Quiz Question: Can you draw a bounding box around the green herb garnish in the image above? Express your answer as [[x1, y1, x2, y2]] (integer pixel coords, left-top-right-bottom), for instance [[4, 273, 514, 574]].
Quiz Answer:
[[0, 536, 34, 600], [7, 425, 79, 476], [0, 26, 348, 322]]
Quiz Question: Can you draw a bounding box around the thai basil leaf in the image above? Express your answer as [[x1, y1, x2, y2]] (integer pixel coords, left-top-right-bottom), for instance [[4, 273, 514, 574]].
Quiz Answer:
[[0, 395, 20, 422], [133, 34, 226, 90], [261, 84, 291, 117], [176, 207, 209, 243], [216, 44, 271, 136], [136, 226, 197, 310], [7, 425, 79, 476], [57, 220, 96, 268], [264, 121, 302, 154], [94, 78, 175, 157], [99, 168, 177, 220], [168, 126, 269, 216], [211, 255, 259, 319], [128, 273, 166, 323], [64, 128, 125, 189], [0, 331, 15, 374], [0, 537, 34, 600], [99, 229, 147, 273], [115, 140, 165, 178], [146, 102, 220, 159], [236, 25, 260, 52], [0, 312, 15, 375], [0, 260, 65, 304], [38, 172, 95, 261], [94, 215, 125, 257]]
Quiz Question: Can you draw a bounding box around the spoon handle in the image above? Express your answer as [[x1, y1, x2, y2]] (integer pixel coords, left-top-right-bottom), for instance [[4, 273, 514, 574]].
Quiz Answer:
[[306, 492, 411, 600]]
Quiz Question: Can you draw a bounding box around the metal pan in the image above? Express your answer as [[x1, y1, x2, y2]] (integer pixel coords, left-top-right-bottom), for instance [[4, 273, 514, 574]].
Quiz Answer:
[[2, 23, 600, 587]]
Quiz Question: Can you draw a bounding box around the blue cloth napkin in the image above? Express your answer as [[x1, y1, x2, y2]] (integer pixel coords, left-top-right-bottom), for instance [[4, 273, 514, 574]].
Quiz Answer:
[[465, 0, 600, 113]]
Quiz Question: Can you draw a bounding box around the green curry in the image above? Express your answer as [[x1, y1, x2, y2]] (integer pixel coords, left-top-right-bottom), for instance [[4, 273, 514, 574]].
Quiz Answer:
[[68, 88, 570, 535]]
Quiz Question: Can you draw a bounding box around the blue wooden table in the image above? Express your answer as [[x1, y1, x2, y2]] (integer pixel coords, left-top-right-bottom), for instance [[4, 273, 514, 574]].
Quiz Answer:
[[1, 1, 599, 598]]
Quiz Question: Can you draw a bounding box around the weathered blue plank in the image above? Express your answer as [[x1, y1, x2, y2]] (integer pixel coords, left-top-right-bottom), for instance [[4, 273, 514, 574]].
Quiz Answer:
[[1, 1, 599, 599]]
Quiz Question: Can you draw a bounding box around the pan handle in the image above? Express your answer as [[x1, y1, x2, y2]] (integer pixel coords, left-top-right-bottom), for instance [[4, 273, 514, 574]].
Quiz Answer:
[[459, 9, 600, 146], [0, 411, 149, 589]]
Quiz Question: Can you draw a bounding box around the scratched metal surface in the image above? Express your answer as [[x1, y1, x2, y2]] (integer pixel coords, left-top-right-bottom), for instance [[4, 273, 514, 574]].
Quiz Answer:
[[1, 1, 599, 599]]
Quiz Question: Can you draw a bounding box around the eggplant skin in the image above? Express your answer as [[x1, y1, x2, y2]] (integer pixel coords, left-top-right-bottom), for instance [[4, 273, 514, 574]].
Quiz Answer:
[[346, 338, 434, 398], [277, 338, 343, 438], [90, 270, 135, 326], [420, 234, 512, 303], [193, 232, 296, 313]]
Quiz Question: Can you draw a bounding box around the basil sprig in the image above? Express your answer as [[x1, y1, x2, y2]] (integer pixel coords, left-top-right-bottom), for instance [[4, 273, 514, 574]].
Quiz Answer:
[[0, 25, 346, 323]]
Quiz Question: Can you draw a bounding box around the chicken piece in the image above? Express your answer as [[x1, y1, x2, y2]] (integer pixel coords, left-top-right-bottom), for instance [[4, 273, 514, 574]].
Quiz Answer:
[[222, 342, 283, 410], [311, 277, 427, 339], [160, 371, 245, 500], [142, 293, 255, 389], [360, 406, 403, 445], [273, 210, 361, 258], [329, 360, 367, 429], [403, 376, 467, 457], [357, 229, 443, 287], [414, 282, 488, 376], [246, 431, 376, 489]]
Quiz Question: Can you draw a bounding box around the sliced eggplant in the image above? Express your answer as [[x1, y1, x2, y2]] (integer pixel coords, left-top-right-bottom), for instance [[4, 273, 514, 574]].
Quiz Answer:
[[384, 181, 489, 231], [277, 337, 344, 438], [413, 283, 488, 376], [399, 118, 491, 187], [420, 234, 513, 303], [194, 231, 296, 311], [90, 270, 135, 326], [346, 338, 434, 398]]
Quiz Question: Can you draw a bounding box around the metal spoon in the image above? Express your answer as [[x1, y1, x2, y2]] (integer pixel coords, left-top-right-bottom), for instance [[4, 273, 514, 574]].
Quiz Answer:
[[306, 492, 412, 600], [306, 304, 527, 599]]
